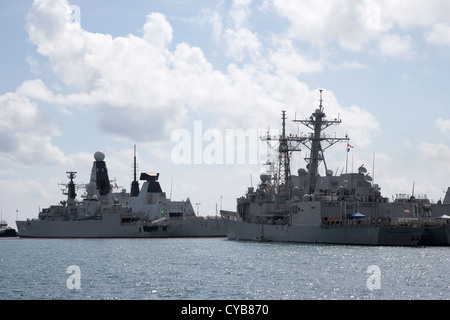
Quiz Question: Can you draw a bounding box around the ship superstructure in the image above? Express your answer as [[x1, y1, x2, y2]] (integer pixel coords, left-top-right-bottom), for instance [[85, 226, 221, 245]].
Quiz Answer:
[[222, 91, 425, 245], [16, 149, 224, 238]]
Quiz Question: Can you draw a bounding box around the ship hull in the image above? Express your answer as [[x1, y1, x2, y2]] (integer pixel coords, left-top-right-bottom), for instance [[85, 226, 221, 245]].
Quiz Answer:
[[0, 228, 17, 237], [388, 203, 450, 245], [16, 216, 225, 238], [223, 219, 424, 246], [418, 223, 450, 246]]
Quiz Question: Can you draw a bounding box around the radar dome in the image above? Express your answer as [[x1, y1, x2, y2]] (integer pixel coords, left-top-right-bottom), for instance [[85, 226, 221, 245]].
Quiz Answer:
[[94, 151, 105, 161], [358, 166, 367, 174]]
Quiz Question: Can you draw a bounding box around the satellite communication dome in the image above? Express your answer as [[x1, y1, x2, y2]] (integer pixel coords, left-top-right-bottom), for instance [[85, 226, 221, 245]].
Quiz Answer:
[[358, 166, 367, 174], [94, 151, 105, 161]]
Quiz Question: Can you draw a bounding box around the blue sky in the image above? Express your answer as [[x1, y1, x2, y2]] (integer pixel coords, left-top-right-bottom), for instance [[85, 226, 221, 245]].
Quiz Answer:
[[2, 0, 450, 225]]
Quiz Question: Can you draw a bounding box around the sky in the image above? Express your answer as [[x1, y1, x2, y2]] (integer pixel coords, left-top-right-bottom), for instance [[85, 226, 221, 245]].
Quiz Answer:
[[2, 0, 450, 226]]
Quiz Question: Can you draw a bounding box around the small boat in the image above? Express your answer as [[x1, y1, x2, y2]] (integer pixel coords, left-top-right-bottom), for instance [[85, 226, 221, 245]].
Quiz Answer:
[[0, 220, 17, 237]]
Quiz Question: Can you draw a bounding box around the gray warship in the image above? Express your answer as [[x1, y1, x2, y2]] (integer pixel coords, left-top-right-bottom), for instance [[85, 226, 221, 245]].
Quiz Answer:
[[221, 91, 426, 246], [387, 189, 450, 246], [16, 149, 224, 238]]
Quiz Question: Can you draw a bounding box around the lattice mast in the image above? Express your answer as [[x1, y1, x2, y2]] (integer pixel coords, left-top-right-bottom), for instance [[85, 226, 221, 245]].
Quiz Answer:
[[261, 111, 304, 196], [293, 90, 349, 194]]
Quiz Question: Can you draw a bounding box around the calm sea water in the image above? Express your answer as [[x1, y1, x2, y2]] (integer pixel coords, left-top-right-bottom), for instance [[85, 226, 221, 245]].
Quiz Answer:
[[0, 238, 448, 300]]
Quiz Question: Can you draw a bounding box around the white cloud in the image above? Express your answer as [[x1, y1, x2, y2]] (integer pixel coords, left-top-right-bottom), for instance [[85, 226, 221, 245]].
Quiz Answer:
[[26, 1, 193, 141], [435, 118, 450, 134], [20, 0, 382, 156], [362, 0, 392, 32], [377, 33, 415, 59], [312, 91, 380, 148], [400, 72, 409, 83], [195, 9, 223, 42], [425, 22, 450, 47], [26, 0, 92, 90], [419, 142, 450, 174], [216, 0, 263, 62], [330, 60, 368, 71], [25, 56, 40, 74], [380, 0, 450, 29], [223, 27, 262, 62], [268, 0, 450, 59], [270, 0, 383, 52], [142, 12, 173, 48], [0, 89, 65, 166], [23, 0, 270, 140], [17, 78, 58, 102], [229, 0, 253, 28], [269, 39, 324, 75]]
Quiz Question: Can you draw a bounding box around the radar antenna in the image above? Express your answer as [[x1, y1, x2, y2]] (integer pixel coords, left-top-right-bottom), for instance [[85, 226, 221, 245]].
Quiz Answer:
[[58, 171, 78, 205], [293, 90, 349, 194]]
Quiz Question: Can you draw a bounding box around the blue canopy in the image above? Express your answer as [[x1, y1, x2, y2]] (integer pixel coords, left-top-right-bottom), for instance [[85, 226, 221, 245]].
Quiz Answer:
[[347, 212, 366, 219]]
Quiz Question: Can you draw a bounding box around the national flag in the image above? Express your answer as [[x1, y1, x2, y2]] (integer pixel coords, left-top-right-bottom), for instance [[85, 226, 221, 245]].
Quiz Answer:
[[347, 143, 354, 152]]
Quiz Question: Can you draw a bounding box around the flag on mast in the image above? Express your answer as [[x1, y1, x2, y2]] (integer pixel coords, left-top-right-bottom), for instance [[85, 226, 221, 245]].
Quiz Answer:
[[345, 143, 354, 173]]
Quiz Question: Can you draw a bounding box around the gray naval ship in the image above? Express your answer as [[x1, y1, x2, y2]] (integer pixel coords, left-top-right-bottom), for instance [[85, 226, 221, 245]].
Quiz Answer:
[[221, 91, 427, 246], [387, 189, 450, 246], [16, 149, 224, 238]]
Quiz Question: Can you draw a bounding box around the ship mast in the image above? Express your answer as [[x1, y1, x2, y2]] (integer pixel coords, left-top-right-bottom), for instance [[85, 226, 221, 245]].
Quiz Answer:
[[60, 171, 77, 205], [293, 90, 349, 194], [278, 111, 290, 195], [261, 111, 304, 197], [130, 145, 140, 197]]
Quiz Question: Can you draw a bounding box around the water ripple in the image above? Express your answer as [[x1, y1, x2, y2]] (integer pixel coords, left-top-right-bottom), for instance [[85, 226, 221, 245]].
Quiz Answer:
[[0, 238, 448, 300]]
